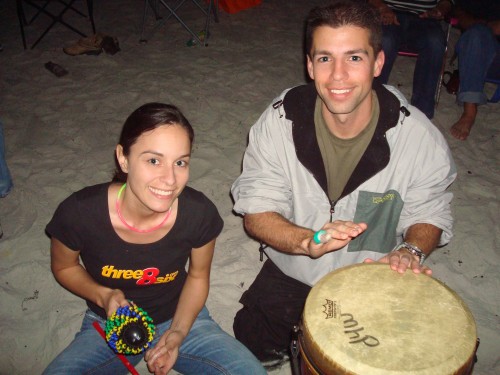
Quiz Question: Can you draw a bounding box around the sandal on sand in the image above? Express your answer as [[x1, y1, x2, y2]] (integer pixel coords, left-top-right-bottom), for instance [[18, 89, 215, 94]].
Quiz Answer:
[[63, 34, 104, 56], [63, 33, 120, 56], [44, 61, 68, 77]]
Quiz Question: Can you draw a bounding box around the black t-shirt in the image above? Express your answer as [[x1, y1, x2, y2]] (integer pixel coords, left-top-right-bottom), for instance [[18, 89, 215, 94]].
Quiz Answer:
[[46, 183, 224, 323]]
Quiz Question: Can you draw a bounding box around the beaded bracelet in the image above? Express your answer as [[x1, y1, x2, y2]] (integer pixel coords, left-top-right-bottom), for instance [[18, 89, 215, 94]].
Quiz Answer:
[[105, 303, 155, 355]]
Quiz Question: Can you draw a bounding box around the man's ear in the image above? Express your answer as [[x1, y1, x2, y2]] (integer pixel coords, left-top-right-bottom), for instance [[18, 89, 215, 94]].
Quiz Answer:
[[306, 54, 315, 81], [116, 145, 128, 173], [374, 50, 385, 78]]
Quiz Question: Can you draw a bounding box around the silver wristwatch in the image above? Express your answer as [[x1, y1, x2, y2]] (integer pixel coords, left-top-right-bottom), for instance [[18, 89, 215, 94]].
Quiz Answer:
[[395, 241, 426, 265]]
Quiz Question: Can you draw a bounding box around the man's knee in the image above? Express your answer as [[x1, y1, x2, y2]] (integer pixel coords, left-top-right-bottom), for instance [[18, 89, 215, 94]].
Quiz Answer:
[[233, 305, 289, 361], [381, 26, 401, 54], [458, 24, 495, 53]]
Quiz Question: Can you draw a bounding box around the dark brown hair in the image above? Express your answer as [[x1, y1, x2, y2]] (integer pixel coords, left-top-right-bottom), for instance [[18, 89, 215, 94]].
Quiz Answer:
[[305, 0, 382, 57], [113, 103, 194, 182]]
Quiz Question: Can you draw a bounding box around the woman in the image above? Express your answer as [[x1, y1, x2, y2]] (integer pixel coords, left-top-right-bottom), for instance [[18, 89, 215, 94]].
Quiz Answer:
[[43, 103, 265, 374]]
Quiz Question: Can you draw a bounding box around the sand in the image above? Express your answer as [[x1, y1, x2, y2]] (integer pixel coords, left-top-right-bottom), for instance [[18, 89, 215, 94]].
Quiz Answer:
[[0, 1, 499, 374]]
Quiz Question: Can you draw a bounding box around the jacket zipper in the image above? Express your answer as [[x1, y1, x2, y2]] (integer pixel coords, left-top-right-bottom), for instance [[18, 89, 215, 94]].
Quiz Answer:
[[330, 199, 338, 222]]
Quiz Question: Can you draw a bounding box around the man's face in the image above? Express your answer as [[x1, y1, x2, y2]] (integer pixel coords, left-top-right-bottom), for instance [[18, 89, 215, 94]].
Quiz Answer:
[[307, 25, 384, 128]]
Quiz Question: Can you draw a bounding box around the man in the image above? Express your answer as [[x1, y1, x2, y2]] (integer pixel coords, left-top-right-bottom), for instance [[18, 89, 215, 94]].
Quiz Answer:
[[230, 0, 456, 365], [450, 0, 500, 140], [369, 0, 454, 119]]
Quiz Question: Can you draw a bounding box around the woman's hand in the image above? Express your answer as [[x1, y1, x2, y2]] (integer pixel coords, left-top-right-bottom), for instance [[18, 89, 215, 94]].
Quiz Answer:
[[100, 289, 129, 317], [145, 329, 184, 375]]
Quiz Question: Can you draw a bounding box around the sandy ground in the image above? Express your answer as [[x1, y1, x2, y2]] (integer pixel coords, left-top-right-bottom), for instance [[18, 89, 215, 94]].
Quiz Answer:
[[0, 1, 499, 374]]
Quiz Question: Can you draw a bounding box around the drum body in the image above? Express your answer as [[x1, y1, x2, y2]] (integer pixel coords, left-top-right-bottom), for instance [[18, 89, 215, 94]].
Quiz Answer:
[[300, 264, 477, 375]]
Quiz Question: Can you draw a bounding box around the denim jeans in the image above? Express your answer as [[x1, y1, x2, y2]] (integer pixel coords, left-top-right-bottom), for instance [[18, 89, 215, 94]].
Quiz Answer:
[[377, 12, 446, 119], [43, 307, 266, 375], [455, 24, 500, 105], [0, 120, 13, 197]]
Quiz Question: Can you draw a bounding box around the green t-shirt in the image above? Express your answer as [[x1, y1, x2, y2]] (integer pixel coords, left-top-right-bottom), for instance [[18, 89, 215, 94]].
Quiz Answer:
[[315, 92, 380, 201]]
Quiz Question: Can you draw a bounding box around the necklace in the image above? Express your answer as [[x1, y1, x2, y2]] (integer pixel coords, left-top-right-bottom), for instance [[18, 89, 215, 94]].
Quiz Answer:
[[116, 183, 172, 233]]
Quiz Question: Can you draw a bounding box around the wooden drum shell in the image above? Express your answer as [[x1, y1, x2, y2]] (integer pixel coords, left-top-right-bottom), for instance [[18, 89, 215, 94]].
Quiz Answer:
[[299, 264, 477, 375]]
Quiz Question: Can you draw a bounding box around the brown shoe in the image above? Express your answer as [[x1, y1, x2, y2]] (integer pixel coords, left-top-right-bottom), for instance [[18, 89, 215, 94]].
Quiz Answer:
[[63, 34, 104, 56]]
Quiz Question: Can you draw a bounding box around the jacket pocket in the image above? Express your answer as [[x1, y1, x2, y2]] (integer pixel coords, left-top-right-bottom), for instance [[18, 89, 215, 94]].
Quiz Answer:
[[347, 190, 403, 253]]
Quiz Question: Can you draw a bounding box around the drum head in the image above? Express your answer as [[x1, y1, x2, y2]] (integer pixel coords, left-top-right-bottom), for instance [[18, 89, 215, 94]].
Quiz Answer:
[[302, 263, 477, 375]]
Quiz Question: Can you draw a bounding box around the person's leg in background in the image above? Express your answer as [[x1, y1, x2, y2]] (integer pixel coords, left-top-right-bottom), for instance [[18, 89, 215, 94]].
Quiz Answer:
[[451, 24, 499, 140], [377, 11, 408, 84], [0, 119, 13, 239], [408, 17, 446, 119], [0, 119, 13, 199]]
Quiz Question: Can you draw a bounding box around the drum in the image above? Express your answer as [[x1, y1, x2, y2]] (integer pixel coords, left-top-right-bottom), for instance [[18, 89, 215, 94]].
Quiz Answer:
[[299, 263, 477, 375]]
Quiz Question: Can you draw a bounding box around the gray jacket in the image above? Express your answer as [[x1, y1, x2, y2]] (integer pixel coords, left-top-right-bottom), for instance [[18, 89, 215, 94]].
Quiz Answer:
[[231, 82, 456, 286]]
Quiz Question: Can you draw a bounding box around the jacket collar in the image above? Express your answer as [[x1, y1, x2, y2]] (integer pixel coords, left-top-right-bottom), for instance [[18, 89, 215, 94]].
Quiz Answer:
[[283, 80, 403, 201]]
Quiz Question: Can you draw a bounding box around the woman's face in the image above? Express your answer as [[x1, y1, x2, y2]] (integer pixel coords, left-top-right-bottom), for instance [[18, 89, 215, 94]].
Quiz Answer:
[[116, 124, 191, 214]]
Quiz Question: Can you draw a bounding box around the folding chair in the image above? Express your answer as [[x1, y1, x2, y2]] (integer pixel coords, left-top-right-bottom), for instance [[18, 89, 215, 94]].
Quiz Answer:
[[140, 0, 218, 46], [16, 0, 96, 49], [397, 18, 457, 107]]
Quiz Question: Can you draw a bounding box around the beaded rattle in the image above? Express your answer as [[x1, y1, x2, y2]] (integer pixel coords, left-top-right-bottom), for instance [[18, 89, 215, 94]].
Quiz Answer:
[[105, 303, 155, 355]]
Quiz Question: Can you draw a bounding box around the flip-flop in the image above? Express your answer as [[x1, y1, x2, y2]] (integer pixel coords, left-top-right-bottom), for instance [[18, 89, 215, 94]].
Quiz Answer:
[[44, 61, 68, 77]]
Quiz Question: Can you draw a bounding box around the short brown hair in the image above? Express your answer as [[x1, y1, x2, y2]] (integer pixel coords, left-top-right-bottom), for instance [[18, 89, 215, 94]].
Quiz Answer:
[[305, 0, 382, 57]]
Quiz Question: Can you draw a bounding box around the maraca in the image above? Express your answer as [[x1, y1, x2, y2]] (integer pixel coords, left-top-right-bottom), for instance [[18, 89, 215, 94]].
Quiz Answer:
[[105, 303, 155, 355]]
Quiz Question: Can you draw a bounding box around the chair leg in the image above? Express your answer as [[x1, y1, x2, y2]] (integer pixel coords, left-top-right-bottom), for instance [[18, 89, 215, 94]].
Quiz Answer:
[[140, 0, 216, 46], [203, 0, 214, 45], [435, 67, 445, 106], [435, 54, 447, 106], [16, 0, 28, 49], [30, 0, 85, 49], [212, 0, 219, 23], [140, 0, 152, 43], [87, 0, 96, 34], [140, 0, 171, 43], [435, 21, 454, 107], [18, 0, 96, 49]]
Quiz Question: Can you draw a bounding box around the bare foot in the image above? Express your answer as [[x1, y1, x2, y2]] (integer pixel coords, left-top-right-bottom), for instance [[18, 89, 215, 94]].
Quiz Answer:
[[450, 116, 474, 140], [450, 102, 477, 141]]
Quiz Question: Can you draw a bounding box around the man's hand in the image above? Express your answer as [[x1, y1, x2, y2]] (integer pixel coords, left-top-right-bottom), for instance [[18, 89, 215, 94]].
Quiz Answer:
[[364, 248, 432, 275], [421, 0, 452, 20], [304, 221, 367, 258], [420, 8, 445, 20]]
